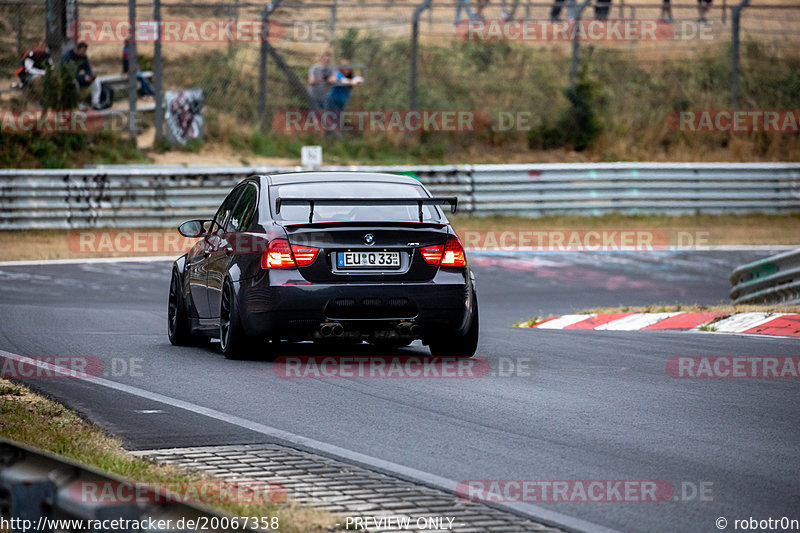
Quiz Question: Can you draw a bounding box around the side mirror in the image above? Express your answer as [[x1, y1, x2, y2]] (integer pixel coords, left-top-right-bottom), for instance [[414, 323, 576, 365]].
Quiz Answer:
[[178, 219, 209, 238]]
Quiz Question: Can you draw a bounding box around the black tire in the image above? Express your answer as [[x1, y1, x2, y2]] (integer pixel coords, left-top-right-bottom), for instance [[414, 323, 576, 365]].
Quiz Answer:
[[219, 279, 260, 360], [168, 269, 205, 346], [429, 298, 479, 358]]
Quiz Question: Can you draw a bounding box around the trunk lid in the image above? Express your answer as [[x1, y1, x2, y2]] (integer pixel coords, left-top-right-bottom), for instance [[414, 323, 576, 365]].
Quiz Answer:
[[283, 221, 449, 283]]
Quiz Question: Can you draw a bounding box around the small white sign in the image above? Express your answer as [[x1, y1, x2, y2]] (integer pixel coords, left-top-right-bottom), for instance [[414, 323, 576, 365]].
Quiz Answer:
[[301, 145, 323, 169]]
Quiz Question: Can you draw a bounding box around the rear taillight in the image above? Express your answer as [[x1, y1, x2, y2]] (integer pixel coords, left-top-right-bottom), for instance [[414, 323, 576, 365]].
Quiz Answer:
[[420, 236, 466, 267], [262, 239, 295, 268], [441, 236, 467, 267], [262, 239, 320, 268], [420, 244, 444, 265], [290, 244, 319, 266]]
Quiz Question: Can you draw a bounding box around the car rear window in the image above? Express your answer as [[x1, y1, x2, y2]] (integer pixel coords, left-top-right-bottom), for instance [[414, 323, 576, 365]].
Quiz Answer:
[[268, 181, 443, 223]]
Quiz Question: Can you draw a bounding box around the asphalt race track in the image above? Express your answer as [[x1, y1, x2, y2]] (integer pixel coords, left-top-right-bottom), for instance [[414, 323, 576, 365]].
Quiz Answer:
[[1, 250, 798, 533]]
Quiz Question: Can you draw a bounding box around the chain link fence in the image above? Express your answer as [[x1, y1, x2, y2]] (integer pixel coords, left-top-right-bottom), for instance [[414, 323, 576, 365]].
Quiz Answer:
[[1, 0, 798, 148]]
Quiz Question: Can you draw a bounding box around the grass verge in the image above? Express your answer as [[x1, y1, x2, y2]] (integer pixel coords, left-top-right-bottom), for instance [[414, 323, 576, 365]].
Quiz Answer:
[[0, 378, 342, 533]]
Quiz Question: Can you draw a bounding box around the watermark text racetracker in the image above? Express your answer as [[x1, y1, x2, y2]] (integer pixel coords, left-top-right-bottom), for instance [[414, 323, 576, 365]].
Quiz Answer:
[[1, 110, 104, 134], [667, 357, 800, 379], [462, 230, 712, 251], [274, 110, 490, 133], [456, 480, 714, 503], [66, 229, 715, 256], [74, 19, 287, 42], [0, 355, 144, 379], [457, 19, 716, 42], [667, 110, 800, 133], [68, 230, 200, 255], [70, 479, 286, 505], [273, 356, 532, 379], [1, 110, 144, 134]]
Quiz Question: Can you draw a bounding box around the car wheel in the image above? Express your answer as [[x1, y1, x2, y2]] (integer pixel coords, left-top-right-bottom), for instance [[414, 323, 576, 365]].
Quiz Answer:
[[168, 269, 205, 346], [219, 279, 258, 360], [429, 297, 479, 358]]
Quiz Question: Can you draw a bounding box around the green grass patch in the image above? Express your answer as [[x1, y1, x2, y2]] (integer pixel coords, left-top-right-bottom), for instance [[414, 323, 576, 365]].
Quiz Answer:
[[0, 379, 342, 533]]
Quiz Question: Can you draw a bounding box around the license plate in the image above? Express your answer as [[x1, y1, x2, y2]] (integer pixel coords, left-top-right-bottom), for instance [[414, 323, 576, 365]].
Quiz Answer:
[[337, 251, 400, 269]]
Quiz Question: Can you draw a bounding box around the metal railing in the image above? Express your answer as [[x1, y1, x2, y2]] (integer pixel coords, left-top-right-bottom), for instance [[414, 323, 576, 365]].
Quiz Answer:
[[1, 162, 799, 229], [0, 438, 254, 533], [730, 248, 800, 305]]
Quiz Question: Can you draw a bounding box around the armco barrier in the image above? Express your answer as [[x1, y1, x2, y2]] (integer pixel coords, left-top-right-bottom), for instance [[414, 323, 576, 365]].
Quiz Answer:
[[0, 438, 257, 533], [730, 248, 800, 305], [1, 162, 799, 229]]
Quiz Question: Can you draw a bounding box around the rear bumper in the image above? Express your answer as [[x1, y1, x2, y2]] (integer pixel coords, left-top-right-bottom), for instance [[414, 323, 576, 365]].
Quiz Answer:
[[234, 268, 474, 339]]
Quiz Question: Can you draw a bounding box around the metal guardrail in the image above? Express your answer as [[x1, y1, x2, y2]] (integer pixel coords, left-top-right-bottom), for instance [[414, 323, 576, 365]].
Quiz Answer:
[[1, 163, 799, 229], [0, 438, 255, 533], [730, 248, 800, 305]]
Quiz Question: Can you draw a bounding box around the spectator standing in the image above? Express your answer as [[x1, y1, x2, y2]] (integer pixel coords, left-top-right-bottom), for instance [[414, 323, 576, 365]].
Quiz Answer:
[[660, 0, 673, 23], [308, 52, 333, 110], [325, 61, 363, 113], [594, 0, 611, 20], [698, 0, 712, 23], [550, 0, 566, 20], [454, 0, 477, 26], [474, 0, 489, 19], [62, 42, 103, 110]]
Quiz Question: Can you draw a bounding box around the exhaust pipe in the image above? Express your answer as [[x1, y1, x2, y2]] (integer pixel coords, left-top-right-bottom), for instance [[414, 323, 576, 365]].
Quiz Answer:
[[396, 322, 422, 337], [319, 322, 344, 338]]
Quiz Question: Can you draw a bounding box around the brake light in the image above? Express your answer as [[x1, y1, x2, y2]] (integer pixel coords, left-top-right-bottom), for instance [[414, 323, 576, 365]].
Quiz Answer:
[[420, 236, 466, 267], [262, 239, 295, 268], [441, 236, 467, 267], [291, 244, 319, 266], [420, 244, 444, 265]]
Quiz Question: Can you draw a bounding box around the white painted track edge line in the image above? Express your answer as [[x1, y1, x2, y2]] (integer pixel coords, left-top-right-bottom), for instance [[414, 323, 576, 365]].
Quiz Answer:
[[0, 349, 620, 533]]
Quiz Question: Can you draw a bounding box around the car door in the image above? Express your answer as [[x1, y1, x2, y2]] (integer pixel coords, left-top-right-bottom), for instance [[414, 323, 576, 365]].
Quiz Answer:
[[185, 219, 214, 319], [206, 183, 255, 318], [188, 186, 245, 319]]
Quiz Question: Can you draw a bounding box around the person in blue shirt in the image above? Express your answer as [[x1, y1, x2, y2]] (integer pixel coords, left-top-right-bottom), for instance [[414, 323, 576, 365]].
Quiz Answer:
[[324, 61, 363, 112], [62, 42, 103, 109]]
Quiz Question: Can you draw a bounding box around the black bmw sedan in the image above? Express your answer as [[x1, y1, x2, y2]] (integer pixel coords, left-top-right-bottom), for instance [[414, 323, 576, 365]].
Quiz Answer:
[[168, 172, 478, 359]]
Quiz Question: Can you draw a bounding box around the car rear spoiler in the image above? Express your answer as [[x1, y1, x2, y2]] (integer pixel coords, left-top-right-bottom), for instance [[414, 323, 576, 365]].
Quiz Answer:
[[275, 197, 458, 223]]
